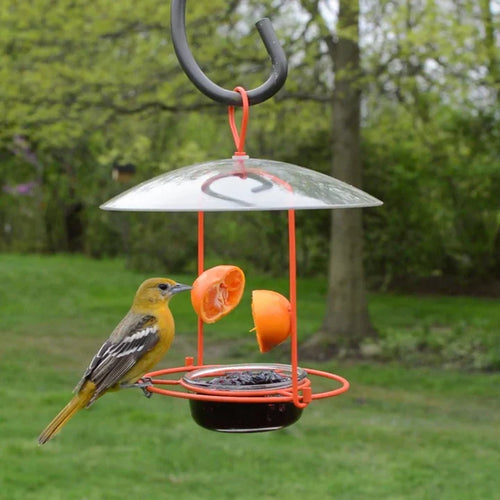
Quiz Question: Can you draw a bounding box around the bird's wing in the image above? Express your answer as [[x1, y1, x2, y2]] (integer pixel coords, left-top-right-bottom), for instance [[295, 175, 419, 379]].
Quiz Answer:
[[73, 314, 159, 402]]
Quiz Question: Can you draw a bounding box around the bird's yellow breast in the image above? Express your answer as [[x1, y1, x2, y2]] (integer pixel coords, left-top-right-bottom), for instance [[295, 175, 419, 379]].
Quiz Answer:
[[122, 306, 175, 384]]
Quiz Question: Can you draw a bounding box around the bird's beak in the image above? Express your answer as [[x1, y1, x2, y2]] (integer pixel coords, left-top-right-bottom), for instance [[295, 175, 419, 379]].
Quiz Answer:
[[169, 283, 192, 296]]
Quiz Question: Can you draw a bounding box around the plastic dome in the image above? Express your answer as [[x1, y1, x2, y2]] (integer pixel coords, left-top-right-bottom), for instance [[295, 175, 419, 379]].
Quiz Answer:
[[101, 157, 382, 212]]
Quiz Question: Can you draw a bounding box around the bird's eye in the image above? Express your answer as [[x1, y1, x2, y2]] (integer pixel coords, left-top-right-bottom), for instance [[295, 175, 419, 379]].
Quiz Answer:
[[158, 283, 169, 291]]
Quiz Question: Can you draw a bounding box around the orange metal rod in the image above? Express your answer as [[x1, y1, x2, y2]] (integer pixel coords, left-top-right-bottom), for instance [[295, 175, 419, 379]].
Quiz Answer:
[[197, 211, 204, 365], [288, 209, 307, 409]]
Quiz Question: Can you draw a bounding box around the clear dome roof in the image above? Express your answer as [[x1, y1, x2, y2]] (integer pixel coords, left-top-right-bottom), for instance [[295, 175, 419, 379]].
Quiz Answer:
[[101, 157, 382, 212]]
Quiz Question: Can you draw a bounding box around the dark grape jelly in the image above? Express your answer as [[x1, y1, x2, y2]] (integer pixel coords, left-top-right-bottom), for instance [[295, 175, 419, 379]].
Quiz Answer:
[[183, 364, 307, 433]]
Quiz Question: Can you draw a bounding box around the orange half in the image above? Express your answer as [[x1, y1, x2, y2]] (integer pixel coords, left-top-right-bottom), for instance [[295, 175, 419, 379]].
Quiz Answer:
[[191, 265, 245, 323], [251, 290, 291, 353]]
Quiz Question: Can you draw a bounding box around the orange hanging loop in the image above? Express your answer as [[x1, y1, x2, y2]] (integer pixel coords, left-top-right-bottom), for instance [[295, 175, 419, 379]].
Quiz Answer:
[[228, 87, 249, 157]]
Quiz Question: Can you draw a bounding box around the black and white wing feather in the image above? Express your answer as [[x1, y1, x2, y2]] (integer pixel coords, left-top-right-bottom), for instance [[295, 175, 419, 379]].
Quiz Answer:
[[74, 314, 159, 404]]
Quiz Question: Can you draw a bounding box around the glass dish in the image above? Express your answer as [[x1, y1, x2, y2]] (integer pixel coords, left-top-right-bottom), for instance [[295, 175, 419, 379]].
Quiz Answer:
[[182, 363, 308, 432]]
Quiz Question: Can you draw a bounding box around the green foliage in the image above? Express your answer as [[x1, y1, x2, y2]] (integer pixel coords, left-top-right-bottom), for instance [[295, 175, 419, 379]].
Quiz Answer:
[[379, 324, 500, 371], [360, 0, 500, 286], [0, 0, 499, 288], [367, 293, 500, 371], [127, 212, 198, 272], [363, 103, 500, 285]]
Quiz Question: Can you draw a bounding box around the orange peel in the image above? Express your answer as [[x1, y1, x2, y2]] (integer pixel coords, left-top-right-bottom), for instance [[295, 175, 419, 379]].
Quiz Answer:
[[251, 290, 291, 353], [191, 265, 245, 324]]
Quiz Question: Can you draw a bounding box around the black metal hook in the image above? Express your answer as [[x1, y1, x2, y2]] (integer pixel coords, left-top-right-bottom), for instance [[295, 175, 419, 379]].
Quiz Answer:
[[170, 0, 288, 106], [201, 171, 274, 207]]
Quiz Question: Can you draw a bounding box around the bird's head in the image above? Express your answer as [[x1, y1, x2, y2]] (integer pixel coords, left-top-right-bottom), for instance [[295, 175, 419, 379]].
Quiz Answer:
[[132, 278, 192, 308]]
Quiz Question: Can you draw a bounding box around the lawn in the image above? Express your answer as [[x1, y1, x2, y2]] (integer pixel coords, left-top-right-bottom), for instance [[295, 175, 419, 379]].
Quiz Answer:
[[0, 254, 499, 499]]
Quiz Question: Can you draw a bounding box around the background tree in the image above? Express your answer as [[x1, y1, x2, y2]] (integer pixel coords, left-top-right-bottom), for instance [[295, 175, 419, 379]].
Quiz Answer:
[[1, 0, 499, 350], [324, 0, 376, 353], [285, 0, 377, 357], [361, 0, 500, 289]]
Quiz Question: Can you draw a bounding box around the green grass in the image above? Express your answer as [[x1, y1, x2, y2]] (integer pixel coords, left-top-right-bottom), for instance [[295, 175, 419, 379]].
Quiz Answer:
[[0, 254, 499, 499]]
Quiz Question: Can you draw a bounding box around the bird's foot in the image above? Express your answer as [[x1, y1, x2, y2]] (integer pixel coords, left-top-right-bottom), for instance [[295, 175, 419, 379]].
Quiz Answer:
[[120, 377, 153, 398]]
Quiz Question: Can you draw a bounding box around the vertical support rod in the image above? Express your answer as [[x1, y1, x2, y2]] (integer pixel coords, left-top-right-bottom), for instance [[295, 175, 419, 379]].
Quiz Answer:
[[197, 211, 205, 365], [288, 209, 305, 408]]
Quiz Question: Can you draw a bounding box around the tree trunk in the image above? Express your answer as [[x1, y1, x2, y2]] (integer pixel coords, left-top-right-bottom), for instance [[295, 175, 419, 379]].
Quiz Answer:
[[302, 0, 376, 359]]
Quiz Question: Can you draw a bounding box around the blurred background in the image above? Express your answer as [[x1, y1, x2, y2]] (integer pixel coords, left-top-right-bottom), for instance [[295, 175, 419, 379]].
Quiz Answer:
[[0, 1, 499, 498], [2, 0, 499, 288]]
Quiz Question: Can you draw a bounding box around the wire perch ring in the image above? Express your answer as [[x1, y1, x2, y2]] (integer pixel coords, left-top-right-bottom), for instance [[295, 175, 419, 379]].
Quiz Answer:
[[144, 358, 350, 405]]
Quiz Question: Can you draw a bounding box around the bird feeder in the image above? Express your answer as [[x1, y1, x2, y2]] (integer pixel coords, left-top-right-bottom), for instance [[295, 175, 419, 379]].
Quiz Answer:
[[101, 0, 382, 433]]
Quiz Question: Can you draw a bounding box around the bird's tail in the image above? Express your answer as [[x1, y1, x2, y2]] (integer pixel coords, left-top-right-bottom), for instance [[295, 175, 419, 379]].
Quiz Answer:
[[38, 382, 95, 445]]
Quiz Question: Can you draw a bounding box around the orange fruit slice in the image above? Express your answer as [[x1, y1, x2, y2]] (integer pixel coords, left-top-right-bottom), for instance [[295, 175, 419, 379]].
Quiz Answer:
[[191, 265, 245, 323], [251, 290, 291, 353]]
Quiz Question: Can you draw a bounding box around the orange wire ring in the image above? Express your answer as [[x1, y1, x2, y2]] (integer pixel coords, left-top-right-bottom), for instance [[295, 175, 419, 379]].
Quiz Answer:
[[145, 357, 349, 404], [144, 87, 350, 410]]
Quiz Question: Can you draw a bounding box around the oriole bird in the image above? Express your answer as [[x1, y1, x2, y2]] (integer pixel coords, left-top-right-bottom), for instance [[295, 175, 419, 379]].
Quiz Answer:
[[38, 277, 191, 445]]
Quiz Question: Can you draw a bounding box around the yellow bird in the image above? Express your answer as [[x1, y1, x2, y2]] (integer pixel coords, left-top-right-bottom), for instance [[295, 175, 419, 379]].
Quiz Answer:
[[38, 277, 191, 445]]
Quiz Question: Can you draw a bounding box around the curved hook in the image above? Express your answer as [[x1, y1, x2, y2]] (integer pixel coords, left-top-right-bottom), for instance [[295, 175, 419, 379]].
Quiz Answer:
[[201, 171, 274, 207], [170, 0, 288, 106]]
